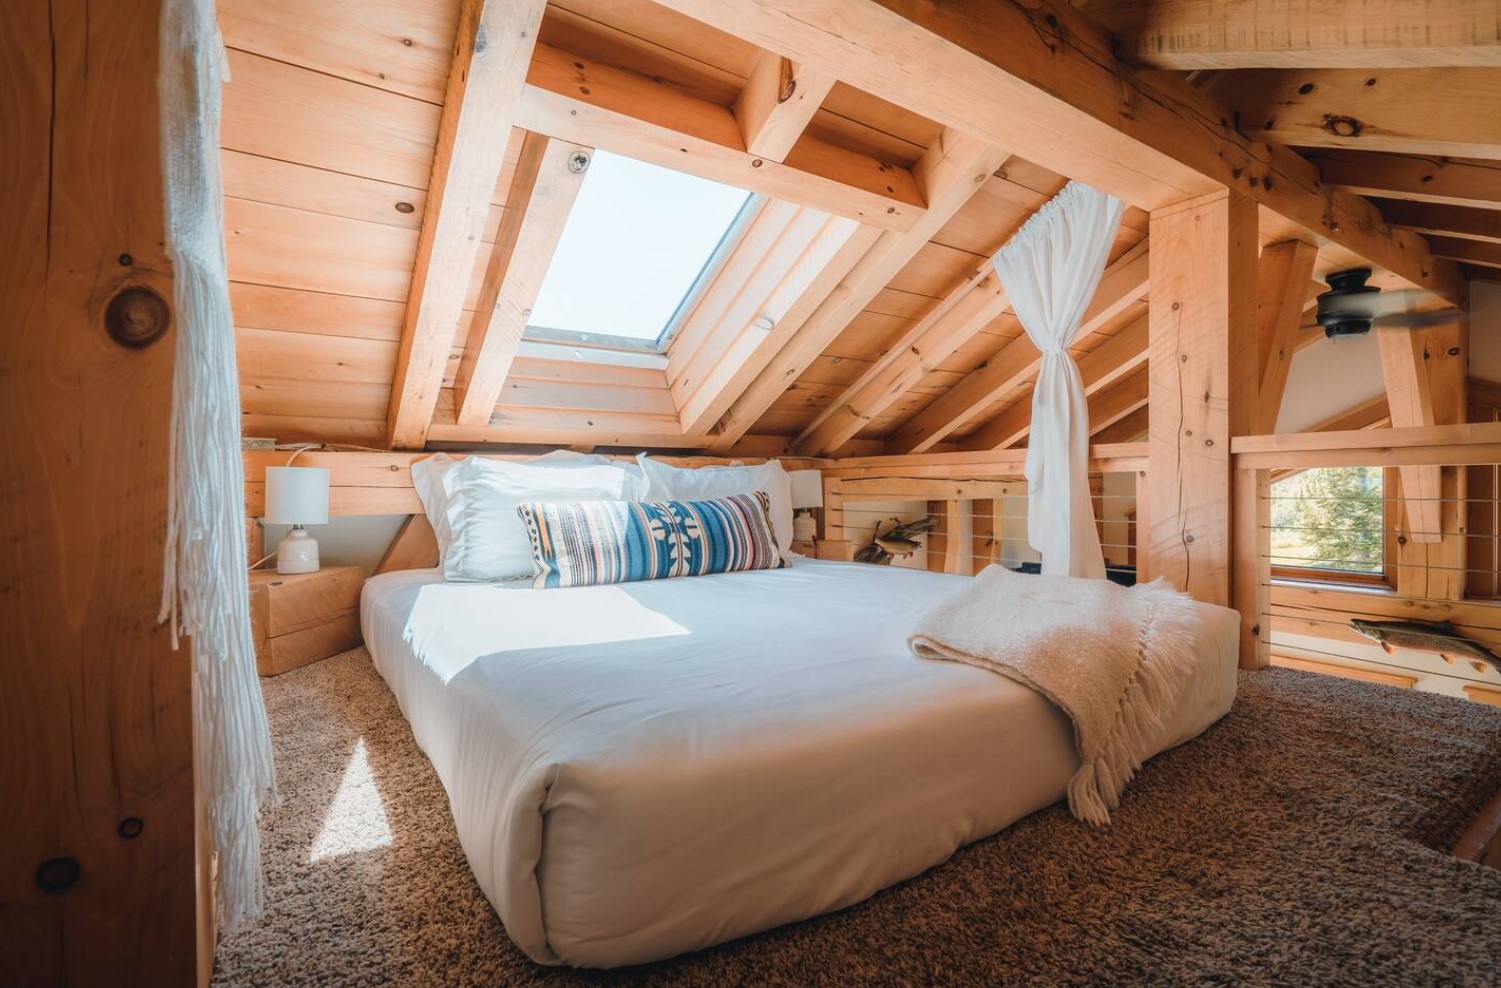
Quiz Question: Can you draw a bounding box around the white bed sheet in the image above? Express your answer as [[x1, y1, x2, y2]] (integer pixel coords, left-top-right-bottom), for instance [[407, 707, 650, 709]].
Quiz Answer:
[[360, 560, 1238, 968]]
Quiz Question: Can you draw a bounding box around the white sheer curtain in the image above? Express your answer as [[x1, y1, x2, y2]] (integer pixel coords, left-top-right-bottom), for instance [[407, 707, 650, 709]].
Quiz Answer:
[[991, 182, 1124, 578], [159, 0, 277, 930]]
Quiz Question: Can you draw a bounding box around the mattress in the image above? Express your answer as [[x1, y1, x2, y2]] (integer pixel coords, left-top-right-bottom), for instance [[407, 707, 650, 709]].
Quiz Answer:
[[361, 560, 1239, 968]]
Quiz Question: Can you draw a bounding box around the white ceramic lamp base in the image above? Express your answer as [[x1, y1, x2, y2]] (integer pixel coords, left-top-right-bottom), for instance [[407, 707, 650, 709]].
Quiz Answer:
[[276, 526, 321, 574], [792, 510, 818, 543]]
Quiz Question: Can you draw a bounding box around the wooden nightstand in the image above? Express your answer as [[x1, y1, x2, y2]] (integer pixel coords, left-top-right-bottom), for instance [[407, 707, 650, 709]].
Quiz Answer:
[[249, 566, 364, 677], [790, 540, 817, 557]]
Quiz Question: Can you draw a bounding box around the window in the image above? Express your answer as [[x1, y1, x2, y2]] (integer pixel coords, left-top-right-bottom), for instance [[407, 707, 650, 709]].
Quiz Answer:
[[1269, 466, 1387, 585], [525, 150, 755, 351]]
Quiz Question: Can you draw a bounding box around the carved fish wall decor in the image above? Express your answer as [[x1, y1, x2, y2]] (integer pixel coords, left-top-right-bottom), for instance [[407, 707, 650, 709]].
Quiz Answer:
[[1349, 618, 1501, 675]]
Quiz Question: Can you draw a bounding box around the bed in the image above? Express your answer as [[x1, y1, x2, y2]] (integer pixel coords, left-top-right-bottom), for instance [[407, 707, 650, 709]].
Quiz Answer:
[[361, 558, 1239, 968]]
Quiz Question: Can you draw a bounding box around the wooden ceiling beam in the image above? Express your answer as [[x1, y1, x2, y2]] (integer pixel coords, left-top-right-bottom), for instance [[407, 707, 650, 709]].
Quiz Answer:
[[385, 0, 545, 450], [705, 134, 1010, 452], [1256, 239, 1321, 433], [452, 136, 589, 427], [1376, 199, 1501, 244], [887, 241, 1152, 454], [736, 51, 836, 162], [520, 43, 923, 230], [1083, 0, 1501, 70], [1427, 235, 1501, 269], [649, 0, 1463, 303], [960, 311, 1152, 452], [1204, 68, 1501, 160], [1310, 150, 1501, 210]]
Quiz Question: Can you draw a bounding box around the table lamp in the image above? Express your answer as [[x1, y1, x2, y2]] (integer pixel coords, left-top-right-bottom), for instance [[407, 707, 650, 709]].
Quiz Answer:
[[264, 466, 329, 574], [789, 470, 823, 543]]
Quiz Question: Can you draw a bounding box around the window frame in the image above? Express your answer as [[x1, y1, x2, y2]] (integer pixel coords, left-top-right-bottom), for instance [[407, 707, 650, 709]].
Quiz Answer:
[[520, 163, 762, 354], [1268, 465, 1394, 591]]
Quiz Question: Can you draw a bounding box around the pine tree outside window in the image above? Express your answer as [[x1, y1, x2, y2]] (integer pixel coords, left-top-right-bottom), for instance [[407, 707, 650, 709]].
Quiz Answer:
[[1269, 466, 1388, 587]]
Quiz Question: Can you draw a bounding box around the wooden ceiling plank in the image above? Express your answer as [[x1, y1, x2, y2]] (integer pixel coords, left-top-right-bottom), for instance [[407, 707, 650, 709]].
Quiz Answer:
[[1085, 0, 1501, 70], [889, 241, 1152, 454], [648, 0, 1462, 303], [1310, 150, 1501, 210], [521, 43, 921, 230], [736, 50, 836, 162], [1206, 68, 1501, 160], [1256, 239, 1321, 434], [1376, 199, 1501, 244], [453, 136, 590, 427], [385, 0, 546, 449], [707, 133, 1010, 451]]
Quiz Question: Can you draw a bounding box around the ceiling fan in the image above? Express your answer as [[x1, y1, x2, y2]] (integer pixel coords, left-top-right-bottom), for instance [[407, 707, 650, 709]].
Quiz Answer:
[[1315, 268, 1467, 339]]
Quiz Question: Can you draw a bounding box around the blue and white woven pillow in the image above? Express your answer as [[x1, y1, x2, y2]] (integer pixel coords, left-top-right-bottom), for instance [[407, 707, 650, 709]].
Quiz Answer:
[[516, 491, 786, 589]]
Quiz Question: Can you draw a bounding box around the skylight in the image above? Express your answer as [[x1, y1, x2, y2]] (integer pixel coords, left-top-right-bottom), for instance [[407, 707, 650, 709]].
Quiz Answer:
[[526, 150, 754, 349]]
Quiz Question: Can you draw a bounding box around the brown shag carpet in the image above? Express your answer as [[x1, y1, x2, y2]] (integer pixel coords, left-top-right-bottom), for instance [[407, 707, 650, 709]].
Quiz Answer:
[[215, 648, 1501, 988]]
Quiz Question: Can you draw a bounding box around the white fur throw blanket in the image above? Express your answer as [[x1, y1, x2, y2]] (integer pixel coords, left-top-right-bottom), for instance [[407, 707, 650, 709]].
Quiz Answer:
[[909, 566, 1200, 825]]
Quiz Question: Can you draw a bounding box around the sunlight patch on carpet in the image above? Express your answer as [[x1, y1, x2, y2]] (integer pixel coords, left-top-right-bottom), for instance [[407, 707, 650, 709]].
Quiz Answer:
[[309, 738, 392, 862]]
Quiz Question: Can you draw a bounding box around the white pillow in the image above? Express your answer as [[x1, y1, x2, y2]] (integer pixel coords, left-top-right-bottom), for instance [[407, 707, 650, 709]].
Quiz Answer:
[[413, 451, 619, 570], [636, 455, 794, 556], [444, 458, 635, 582]]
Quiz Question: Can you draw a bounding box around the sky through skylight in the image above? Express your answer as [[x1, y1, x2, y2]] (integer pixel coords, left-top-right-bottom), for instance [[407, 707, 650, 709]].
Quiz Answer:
[[526, 150, 753, 344]]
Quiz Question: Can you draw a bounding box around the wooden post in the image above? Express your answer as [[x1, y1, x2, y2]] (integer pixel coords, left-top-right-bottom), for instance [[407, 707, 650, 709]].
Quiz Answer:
[[1233, 468, 1271, 669], [1, 0, 200, 983], [1147, 190, 1259, 607], [926, 499, 964, 574], [971, 499, 998, 575]]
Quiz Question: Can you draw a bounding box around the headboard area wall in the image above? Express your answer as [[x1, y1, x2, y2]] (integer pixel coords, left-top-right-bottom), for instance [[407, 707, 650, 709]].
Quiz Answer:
[[242, 450, 833, 575]]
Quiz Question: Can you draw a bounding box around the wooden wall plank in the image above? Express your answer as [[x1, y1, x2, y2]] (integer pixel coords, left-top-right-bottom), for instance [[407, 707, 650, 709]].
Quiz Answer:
[[1, 0, 198, 981]]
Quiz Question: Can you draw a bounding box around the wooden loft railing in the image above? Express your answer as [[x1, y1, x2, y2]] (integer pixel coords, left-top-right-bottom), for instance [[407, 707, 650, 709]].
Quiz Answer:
[[1232, 421, 1501, 677]]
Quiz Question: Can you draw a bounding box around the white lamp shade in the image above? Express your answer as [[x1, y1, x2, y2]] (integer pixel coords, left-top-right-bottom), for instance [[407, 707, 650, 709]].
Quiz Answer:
[[788, 470, 824, 509], [264, 466, 329, 525]]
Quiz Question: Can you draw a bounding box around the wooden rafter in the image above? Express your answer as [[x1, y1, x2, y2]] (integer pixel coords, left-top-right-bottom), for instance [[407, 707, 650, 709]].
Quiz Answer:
[[706, 134, 1011, 452], [520, 43, 923, 230], [673, 214, 869, 435], [1092, 405, 1149, 444], [1082, 0, 1501, 70], [1377, 199, 1501, 243], [961, 311, 1151, 452], [1087, 364, 1150, 436], [649, 0, 1462, 303], [1427, 236, 1501, 270], [890, 242, 1152, 454], [453, 135, 589, 427], [736, 50, 836, 162], [1311, 150, 1501, 210], [1205, 68, 1501, 159], [1256, 239, 1321, 434], [792, 265, 1010, 456], [385, 0, 545, 449]]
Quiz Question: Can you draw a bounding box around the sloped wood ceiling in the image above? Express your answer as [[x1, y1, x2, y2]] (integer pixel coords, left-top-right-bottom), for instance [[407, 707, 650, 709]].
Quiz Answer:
[[221, 0, 1490, 456]]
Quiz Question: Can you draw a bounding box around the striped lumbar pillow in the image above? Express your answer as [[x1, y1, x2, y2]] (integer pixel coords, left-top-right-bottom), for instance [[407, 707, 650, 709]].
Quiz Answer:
[[517, 491, 787, 589]]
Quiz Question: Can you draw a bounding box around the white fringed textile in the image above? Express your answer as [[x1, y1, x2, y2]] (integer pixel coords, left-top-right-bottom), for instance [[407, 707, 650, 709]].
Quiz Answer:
[[158, 0, 277, 932], [990, 182, 1123, 578]]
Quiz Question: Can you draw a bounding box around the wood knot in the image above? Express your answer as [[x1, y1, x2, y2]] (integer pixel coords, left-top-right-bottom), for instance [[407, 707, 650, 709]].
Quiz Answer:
[[104, 286, 170, 349], [1322, 115, 1364, 138]]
